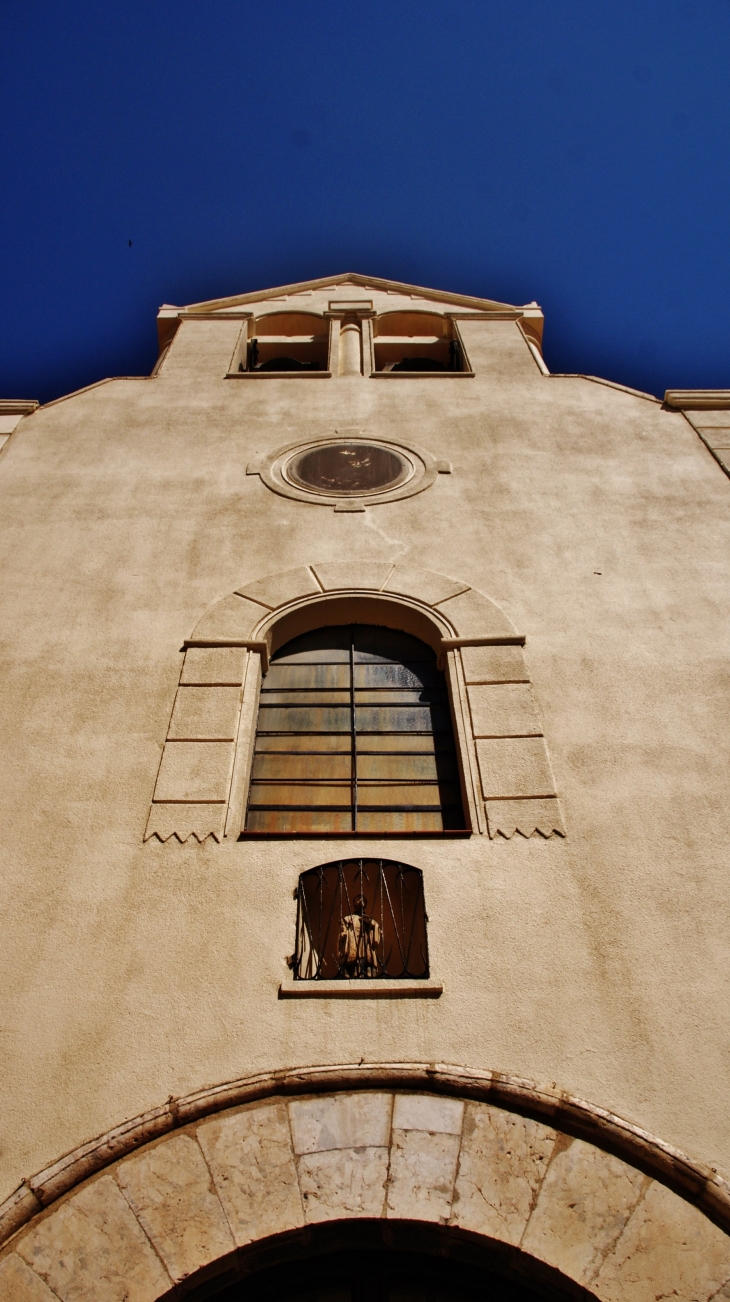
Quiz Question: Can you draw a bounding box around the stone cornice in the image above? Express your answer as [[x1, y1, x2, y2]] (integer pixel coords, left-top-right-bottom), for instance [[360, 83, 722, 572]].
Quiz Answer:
[[0, 400, 38, 415], [664, 390, 730, 410]]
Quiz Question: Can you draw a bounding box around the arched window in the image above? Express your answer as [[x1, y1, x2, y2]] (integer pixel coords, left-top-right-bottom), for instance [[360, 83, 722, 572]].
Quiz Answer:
[[244, 624, 466, 834], [293, 858, 428, 980]]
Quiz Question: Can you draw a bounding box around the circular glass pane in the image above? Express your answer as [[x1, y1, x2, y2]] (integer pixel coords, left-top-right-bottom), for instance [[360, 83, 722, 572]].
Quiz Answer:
[[286, 442, 410, 496]]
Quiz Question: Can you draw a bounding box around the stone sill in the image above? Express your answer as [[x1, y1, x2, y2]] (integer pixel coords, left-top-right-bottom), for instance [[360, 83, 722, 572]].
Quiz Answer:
[[279, 978, 443, 999], [369, 371, 474, 379], [225, 371, 332, 379]]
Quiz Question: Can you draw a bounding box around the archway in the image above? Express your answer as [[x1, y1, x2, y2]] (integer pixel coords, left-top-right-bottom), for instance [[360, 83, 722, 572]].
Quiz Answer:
[[3, 1077, 730, 1302], [184, 1219, 595, 1302]]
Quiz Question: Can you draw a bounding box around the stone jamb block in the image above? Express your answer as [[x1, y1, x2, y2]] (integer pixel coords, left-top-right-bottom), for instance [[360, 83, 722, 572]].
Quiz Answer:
[[167, 686, 241, 741], [476, 736, 556, 799], [153, 741, 233, 803], [460, 643, 529, 684], [468, 682, 542, 737], [485, 797, 565, 839], [181, 646, 247, 685], [144, 803, 226, 843]]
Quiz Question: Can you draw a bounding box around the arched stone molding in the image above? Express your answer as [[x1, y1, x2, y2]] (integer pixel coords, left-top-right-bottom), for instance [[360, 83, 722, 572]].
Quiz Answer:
[[2, 1066, 730, 1302], [144, 564, 565, 844]]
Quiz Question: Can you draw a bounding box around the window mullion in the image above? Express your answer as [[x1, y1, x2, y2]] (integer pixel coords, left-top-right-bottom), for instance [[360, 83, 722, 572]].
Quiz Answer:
[[350, 627, 357, 833]]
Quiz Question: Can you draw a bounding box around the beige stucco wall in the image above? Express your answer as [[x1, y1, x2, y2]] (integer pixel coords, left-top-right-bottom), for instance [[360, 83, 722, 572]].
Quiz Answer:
[[1, 280, 729, 1209]]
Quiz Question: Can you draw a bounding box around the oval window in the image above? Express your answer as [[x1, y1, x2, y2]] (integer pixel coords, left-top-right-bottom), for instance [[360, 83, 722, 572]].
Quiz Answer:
[[286, 442, 410, 496]]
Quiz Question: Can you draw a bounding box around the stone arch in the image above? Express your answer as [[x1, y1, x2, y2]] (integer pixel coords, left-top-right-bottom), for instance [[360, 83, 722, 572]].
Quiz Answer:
[[2, 1066, 730, 1302], [188, 561, 519, 652], [145, 563, 565, 843]]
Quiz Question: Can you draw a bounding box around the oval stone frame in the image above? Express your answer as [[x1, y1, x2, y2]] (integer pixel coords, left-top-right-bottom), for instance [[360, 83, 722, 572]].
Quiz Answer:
[[246, 431, 451, 511]]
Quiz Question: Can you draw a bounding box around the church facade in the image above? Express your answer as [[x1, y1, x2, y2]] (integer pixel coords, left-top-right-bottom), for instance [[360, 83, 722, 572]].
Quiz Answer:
[[1, 273, 729, 1301]]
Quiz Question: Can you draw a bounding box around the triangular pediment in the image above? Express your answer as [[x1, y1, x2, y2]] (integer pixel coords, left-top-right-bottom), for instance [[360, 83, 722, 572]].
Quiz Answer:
[[174, 272, 527, 315]]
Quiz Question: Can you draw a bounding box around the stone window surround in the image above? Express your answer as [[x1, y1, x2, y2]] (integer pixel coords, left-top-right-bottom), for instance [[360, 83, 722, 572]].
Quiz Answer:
[[246, 431, 452, 511], [144, 563, 565, 846], [2, 1064, 730, 1301]]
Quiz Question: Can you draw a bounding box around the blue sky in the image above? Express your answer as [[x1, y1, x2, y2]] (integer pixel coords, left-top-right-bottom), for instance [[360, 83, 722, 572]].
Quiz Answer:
[[1, 0, 729, 403]]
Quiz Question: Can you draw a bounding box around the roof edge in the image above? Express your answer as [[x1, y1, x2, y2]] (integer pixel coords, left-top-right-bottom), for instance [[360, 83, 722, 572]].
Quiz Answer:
[[171, 271, 526, 315]]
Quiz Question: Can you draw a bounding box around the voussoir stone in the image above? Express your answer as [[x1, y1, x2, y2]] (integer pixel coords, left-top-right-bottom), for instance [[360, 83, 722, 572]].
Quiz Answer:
[[16, 1174, 171, 1302], [521, 1136, 649, 1285], [288, 1091, 392, 1153], [297, 1146, 389, 1222], [0, 1254, 60, 1302], [383, 567, 469, 607], [593, 1178, 730, 1302], [236, 566, 321, 609], [392, 1093, 464, 1135], [116, 1131, 235, 1283], [451, 1102, 556, 1245], [197, 1102, 303, 1244], [387, 1129, 461, 1223]]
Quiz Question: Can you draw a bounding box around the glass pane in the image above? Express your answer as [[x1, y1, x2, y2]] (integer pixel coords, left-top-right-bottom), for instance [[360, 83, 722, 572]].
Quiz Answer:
[[287, 443, 409, 496], [270, 627, 351, 663], [261, 690, 351, 705], [253, 754, 352, 780], [354, 689, 444, 705], [353, 663, 442, 690], [257, 706, 352, 732], [355, 705, 451, 732], [353, 627, 435, 663], [254, 734, 352, 753], [247, 810, 353, 833], [249, 783, 352, 807], [356, 783, 443, 808], [357, 754, 446, 781], [356, 811, 444, 832], [355, 734, 445, 753], [265, 664, 351, 689]]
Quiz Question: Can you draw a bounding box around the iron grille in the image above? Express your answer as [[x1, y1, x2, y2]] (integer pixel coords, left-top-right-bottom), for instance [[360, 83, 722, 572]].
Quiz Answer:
[[293, 858, 429, 980]]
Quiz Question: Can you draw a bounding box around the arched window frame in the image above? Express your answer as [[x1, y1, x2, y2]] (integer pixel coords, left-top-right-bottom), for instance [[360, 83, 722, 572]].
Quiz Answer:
[[145, 564, 565, 844]]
